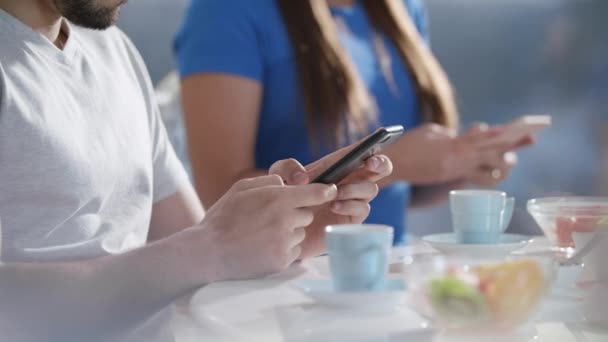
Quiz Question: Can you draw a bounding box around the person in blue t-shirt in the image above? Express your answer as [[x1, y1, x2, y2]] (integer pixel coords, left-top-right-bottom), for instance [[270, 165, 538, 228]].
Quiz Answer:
[[175, 0, 529, 246]]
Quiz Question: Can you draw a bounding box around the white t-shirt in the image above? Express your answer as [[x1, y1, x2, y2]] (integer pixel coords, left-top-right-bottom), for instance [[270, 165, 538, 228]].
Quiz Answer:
[[0, 9, 190, 341]]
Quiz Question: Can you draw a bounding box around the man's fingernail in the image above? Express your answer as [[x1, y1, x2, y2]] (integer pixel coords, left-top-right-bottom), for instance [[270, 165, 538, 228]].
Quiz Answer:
[[291, 171, 308, 183], [325, 184, 338, 199], [369, 156, 381, 170]]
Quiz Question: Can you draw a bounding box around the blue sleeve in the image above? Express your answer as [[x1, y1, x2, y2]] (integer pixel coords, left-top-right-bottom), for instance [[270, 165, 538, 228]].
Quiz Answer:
[[405, 0, 430, 43], [174, 0, 263, 81]]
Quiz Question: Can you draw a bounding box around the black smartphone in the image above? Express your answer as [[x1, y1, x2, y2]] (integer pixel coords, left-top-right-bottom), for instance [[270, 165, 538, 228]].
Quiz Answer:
[[312, 125, 404, 184]]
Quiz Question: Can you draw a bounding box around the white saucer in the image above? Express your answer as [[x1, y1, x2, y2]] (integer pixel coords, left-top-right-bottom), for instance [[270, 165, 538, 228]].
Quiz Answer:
[[292, 278, 407, 313], [421, 233, 534, 257]]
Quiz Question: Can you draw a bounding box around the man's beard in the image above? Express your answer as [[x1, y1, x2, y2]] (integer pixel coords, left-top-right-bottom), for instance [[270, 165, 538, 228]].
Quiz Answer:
[[52, 0, 123, 30]]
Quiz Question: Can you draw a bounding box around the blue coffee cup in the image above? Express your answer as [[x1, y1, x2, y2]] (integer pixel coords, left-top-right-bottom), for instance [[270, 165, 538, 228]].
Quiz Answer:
[[325, 224, 393, 292], [450, 190, 515, 244]]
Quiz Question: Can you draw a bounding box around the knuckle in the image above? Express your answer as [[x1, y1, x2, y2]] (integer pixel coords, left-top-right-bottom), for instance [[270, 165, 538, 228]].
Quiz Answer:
[[318, 184, 337, 202], [271, 158, 296, 171], [370, 183, 379, 198], [337, 185, 351, 199], [315, 188, 328, 203], [295, 227, 307, 242], [361, 202, 371, 216], [273, 243, 292, 268], [292, 246, 302, 261], [232, 178, 251, 191], [267, 174, 284, 185], [300, 209, 314, 226]]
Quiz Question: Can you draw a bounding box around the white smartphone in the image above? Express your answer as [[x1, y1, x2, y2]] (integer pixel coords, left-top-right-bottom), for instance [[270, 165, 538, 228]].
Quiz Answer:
[[481, 115, 552, 148]]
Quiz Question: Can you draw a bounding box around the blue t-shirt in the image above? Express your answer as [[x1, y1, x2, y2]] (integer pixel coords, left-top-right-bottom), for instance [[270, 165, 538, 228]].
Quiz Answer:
[[175, 0, 428, 244]]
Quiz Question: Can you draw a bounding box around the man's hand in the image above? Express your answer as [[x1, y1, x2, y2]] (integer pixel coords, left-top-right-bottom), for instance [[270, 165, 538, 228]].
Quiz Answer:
[[269, 146, 393, 258], [187, 175, 338, 282]]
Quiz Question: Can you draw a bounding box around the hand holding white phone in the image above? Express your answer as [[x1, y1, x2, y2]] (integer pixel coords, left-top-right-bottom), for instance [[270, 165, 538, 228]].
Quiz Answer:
[[481, 115, 552, 149]]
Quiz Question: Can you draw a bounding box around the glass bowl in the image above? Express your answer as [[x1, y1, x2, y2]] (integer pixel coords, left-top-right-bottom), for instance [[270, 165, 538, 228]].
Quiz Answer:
[[407, 255, 556, 334], [527, 197, 608, 255]]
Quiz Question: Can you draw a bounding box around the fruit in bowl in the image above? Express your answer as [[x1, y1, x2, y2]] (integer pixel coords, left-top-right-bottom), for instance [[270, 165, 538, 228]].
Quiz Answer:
[[408, 256, 555, 334], [527, 197, 608, 252]]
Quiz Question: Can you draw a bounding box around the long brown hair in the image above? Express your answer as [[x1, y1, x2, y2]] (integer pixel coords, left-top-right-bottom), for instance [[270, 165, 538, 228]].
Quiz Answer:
[[277, 0, 459, 147]]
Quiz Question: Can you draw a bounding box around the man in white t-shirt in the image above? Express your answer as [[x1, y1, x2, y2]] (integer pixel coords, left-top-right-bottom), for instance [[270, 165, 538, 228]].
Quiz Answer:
[[0, 1, 392, 341]]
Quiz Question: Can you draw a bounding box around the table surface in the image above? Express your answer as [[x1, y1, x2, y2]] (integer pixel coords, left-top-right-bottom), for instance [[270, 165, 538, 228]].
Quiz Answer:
[[172, 237, 608, 342]]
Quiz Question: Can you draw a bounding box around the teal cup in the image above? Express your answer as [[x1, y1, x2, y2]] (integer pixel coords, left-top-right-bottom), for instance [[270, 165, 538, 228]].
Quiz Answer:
[[325, 224, 393, 292], [449, 190, 515, 244]]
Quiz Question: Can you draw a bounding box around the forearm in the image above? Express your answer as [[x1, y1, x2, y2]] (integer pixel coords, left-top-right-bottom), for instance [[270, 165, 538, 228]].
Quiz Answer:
[[0, 228, 209, 342]]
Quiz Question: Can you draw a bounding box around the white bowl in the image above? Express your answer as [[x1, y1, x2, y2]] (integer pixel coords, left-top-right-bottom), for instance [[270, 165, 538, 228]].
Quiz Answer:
[[407, 255, 556, 333]]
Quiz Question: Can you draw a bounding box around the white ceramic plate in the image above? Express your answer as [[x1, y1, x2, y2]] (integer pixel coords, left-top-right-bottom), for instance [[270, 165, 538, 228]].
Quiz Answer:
[[421, 233, 534, 257], [292, 278, 407, 313]]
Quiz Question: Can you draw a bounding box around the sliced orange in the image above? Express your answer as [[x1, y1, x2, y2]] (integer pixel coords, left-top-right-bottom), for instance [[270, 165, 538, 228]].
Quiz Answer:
[[474, 260, 545, 327]]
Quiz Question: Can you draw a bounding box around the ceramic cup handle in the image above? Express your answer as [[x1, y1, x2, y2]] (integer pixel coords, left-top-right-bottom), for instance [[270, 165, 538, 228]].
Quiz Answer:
[[358, 244, 386, 289], [501, 197, 515, 232]]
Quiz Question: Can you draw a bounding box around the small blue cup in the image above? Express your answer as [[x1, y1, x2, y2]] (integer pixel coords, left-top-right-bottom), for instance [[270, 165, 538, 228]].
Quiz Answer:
[[450, 190, 515, 244], [325, 224, 393, 292]]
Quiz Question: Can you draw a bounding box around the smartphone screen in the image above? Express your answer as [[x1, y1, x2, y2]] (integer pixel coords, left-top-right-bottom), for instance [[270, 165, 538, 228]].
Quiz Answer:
[[312, 125, 404, 184]]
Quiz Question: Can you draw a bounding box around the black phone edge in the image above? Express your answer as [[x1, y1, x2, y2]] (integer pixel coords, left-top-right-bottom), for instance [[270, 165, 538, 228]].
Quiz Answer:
[[311, 125, 404, 184]]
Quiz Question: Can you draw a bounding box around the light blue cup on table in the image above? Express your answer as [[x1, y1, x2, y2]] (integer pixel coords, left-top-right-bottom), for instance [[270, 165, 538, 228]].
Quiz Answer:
[[450, 190, 515, 244], [325, 224, 393, 292]]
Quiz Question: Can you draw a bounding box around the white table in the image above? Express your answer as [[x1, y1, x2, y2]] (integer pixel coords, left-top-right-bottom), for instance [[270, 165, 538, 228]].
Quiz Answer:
[[172, 238, 608, 342]]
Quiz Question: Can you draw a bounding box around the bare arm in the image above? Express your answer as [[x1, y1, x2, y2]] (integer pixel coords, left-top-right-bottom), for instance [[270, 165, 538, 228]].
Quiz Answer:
[[0, 189, 210, 342], [148, 185, 205, 241], [0, 175, 355, 342], [0, 237, 205, 342], [181, 74, 264, 208]]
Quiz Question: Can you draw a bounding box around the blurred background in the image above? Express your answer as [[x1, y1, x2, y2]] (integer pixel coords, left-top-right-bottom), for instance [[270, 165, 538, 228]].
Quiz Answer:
[[117, 0, 608, 237]]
